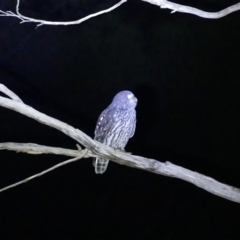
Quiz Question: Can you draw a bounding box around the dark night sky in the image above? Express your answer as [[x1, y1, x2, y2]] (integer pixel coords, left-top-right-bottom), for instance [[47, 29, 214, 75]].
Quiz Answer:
[[0, 0, 240, 239]]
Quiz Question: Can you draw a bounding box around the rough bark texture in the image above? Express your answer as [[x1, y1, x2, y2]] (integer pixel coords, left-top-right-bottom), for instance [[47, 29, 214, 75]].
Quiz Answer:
[[0, 86, 240, 203]]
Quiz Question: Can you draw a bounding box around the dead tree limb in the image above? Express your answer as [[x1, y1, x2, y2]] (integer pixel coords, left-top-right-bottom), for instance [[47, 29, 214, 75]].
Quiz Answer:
[[0, 0, 240, 28], [0, 84, 239, 204], [142, 0, 240, 19]]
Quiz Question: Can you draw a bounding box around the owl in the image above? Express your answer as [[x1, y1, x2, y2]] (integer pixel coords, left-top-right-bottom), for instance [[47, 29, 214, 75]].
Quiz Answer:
[[93, 90, 137, 174]]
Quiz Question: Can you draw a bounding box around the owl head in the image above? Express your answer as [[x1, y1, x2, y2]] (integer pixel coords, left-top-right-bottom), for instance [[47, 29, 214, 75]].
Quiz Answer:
[[111, 90, 137, 109]]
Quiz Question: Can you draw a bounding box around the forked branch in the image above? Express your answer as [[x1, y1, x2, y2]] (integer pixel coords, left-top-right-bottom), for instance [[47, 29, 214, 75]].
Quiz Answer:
[[0, 0, 127, 27], [0, 84, 239, 204], [0, 0, 240, 28]]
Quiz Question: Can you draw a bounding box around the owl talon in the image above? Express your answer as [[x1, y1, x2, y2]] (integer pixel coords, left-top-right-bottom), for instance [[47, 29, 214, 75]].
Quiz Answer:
[[113, 147, 119, 150], [113, 148, 132, 155], [113, 147, 122, 151]]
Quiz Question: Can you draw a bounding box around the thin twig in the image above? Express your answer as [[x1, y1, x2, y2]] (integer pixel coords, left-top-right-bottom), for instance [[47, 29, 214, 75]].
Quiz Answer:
[[0, 149, 88, 193], [0, 0, 127, 26]]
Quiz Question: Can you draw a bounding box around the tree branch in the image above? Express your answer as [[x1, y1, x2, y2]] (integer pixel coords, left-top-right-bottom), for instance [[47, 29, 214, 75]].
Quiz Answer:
[[0, 148, 88, 193], [0, 0, 239, 27], [0, 0, 127, 27], [0, 84, 239, 203], [0, 142, 95, 158], [0, 142, 83, 157], [142, 0, 240, 18], [0, 84, 23, 102]]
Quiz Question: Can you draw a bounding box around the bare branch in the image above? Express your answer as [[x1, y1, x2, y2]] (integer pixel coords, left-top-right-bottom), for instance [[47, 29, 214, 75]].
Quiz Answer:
[[0, 84, 23, 103], [0, 0, 127, 27], [0, 84, 239, 203], [142, 0, 240, 18], [0, 142, 97, 158], [0, 0, 239, 26], [0, 142, 81, 157], [0, 149, 88, 193]]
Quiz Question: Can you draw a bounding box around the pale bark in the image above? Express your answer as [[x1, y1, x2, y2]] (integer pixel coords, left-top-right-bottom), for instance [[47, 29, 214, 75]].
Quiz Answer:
[[0, 0, 240, 28], [0, 84, 239, 204]]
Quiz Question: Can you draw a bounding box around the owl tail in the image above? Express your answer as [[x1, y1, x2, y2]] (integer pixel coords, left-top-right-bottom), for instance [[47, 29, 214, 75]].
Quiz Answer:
[[93, 158, 109, 174]]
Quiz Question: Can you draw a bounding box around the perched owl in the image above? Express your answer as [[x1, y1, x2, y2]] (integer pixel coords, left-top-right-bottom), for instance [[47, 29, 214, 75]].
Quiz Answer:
[[93, 90, 137, 174]]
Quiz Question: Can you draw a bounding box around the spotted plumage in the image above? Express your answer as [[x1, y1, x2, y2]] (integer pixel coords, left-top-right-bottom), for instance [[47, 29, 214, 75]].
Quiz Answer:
[[93, 90, 137, 174]]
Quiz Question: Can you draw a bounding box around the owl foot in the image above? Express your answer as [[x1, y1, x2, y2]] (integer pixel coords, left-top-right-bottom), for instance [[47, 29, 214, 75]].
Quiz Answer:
[[113, 148, 132, 155], [125, 151, 132, 154]]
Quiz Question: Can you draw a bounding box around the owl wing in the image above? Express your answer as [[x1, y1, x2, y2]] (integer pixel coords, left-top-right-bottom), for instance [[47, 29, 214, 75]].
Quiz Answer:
[[94, 108, 121, 143], [129, 110, 136, 138], [93, 108, 120, 174]]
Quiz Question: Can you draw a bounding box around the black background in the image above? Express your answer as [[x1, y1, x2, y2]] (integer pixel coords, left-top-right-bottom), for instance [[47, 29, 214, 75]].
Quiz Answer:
[[0, 0, 240, 239]]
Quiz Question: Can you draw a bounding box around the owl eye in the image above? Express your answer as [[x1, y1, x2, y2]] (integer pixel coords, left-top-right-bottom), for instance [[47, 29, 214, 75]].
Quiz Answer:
[[127, 93, 133, 99]]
